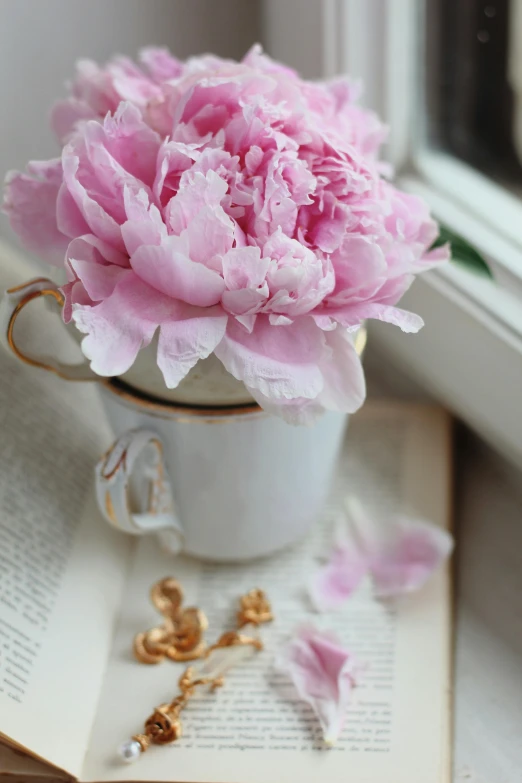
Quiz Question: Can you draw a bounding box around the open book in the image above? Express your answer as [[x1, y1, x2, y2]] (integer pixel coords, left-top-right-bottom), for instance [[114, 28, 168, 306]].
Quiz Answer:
[[0, 248, 453, 783]]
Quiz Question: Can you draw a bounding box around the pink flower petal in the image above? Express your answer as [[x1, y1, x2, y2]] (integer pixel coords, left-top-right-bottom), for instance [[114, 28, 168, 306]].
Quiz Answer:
[[68, 233, 128, 268], [165, 169, 228, 235], [215, 316, 325, 401], [334, 303, 424, 333], [365, 273, 415, 307], [328, 235, 387, 304], [316, 328, 366, 413], [121, 187, 166, 256], [222, 246, 269, 290], [110, 67, 163, 109], [262, 229, 335, 316], [268, 314, 293, 326], [66, 239, 127, 302], [56, 182, 91, 240], [50, 98, 97, 143], [234, 313, 257, 333], [312, 315, 337, 331], [243, 327, 365, 421], [62, 150, 125, 252], [309, 498, 454, 609], [97, 102, 161, 187], [309, 545, 368, 612], [369, 515, 454, 597], [68, 57, 119, 114], [72, 269, 227, 383], [72, 271, 160, 376], [242, 43, 299, 79], [62, 104, 161, 253], [221, 247, 269, 314], [157, 305, 228, 388], [139, 47, 183, 81], [223, 286, 269, 315], [276, 625, 360, 745], [130, 235, 225, 307], [181, 204, 235, 271], [246, 386, 325, 425], [418, 243, 451, 269], [3, 160, 69, 266], [153, 139, 202, 204]]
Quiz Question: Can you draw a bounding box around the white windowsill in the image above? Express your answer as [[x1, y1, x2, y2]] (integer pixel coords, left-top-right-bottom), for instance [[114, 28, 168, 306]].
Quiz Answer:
[[362, 170, 522, 470], [401, 172, 522, 300], [415, 150, 522, 257], [367, 353, 522, 783], [369, 259, 522, 468]]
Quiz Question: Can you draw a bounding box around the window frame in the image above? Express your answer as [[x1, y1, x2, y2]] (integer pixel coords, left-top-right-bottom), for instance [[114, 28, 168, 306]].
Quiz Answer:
[[328, 0, 522, 282]]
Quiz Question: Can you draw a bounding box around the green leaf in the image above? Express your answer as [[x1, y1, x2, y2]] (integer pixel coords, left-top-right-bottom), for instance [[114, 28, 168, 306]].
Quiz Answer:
[[431, 225, 494, 279]]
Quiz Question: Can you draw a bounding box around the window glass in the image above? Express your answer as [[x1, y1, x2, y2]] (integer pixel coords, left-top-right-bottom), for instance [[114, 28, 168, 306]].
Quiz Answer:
[[425, 0, 522, 192]]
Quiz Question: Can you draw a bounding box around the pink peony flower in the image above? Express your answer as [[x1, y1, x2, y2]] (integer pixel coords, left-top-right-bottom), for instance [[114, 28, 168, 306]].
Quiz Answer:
[[3, 45, 449, 423]]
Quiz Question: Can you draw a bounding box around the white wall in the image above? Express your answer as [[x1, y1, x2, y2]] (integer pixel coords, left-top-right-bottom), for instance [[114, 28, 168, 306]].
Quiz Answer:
[[0, 0, 260, 246], [262, 0, 326, 79]]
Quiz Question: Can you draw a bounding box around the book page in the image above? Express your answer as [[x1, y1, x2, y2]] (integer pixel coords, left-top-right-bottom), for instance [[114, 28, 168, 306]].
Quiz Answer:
[[83, 403, 451, 783], [0, 253, 132, 778]]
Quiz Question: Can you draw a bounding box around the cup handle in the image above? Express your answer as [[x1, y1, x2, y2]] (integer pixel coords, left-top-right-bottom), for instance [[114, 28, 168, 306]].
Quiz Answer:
[[0, 277, 98, 381], [95, 429, 185, 555]]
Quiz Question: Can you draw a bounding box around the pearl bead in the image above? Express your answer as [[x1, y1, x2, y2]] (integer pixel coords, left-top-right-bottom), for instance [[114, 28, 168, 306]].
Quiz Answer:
[[118, 739, 142, 763]]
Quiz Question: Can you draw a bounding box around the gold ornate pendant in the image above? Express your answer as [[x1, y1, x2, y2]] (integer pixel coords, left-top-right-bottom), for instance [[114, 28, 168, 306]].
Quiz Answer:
[[119, 588, 273, 763], [133, 578, 208, 664]]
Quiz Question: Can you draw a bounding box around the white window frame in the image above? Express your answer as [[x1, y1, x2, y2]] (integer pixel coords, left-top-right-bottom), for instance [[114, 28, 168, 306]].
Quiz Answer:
[[263, 0, 522, 466]]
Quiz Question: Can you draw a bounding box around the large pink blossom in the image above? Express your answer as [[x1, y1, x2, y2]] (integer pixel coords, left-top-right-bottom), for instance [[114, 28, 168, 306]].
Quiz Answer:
[[3, 45, 448, 423]]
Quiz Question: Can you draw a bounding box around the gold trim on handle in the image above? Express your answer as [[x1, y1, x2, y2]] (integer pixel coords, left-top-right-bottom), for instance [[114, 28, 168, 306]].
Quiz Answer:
[[7, 277, 57, 295], [99, 444, 128, 481], [5, 280, 97, 382]]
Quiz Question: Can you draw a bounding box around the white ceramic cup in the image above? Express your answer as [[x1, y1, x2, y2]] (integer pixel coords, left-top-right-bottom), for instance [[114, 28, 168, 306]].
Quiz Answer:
[[1, 277, 365, 561], [95, 383, 349, 560]]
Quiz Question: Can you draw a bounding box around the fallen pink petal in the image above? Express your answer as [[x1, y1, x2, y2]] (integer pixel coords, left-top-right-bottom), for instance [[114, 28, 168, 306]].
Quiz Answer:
[[308, 498, 455, 610], [275, 625, 360, 745], [308, 544, 368, 612], [369, 515, 454, 598]]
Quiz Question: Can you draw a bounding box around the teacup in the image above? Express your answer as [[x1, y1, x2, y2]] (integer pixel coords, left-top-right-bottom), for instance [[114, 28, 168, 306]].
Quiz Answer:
[[1, 277, 366, 561]]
